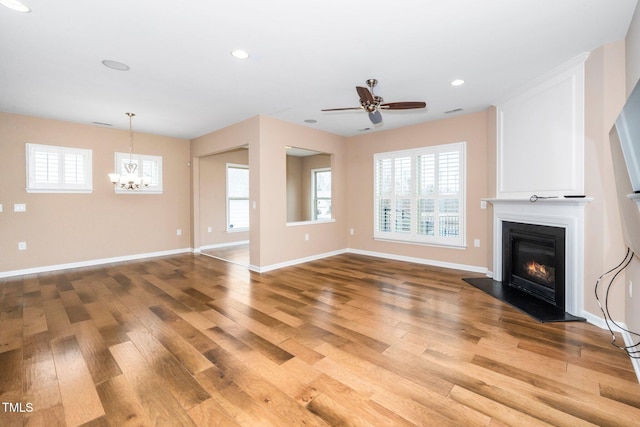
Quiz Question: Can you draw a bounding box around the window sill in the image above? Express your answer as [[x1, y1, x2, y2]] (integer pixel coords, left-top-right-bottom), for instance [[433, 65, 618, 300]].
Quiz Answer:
[[227, 228, 249, 233], [286, 219, 335, 227], [26, 188, 93, 194]]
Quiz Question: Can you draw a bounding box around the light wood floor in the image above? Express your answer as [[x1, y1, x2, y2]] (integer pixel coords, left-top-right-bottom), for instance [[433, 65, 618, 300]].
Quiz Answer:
[[201, 244, 250, 267], [1, 253, 640, 426]]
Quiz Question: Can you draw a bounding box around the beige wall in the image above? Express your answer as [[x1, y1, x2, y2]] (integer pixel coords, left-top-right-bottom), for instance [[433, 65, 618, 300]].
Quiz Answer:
[[624, 4, 640, 336], [257, 117, 347, 267], [0, 112, 191, 274], [583, 41, 628, 319], [286, 155, 304, 222], [198, 148, 249, 247], [190, 116, 260, 263], [346, 111, 489, 270], [191, 116, 347, 269]]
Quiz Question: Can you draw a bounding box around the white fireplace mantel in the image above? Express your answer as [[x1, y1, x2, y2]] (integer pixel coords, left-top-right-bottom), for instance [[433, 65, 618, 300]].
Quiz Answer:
[[484, 197, 592, 316]]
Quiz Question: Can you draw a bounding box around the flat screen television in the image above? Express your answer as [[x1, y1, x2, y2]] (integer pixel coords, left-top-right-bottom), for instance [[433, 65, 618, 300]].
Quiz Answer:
[[615, 78, 640, 193]]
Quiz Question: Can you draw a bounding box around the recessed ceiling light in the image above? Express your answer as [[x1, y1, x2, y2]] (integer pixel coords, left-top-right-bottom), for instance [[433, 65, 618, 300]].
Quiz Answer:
[[451, 79, 465, 86], [304, 119, 317, 124], [231, 49, 249, 60], [0, 0, 30, 12], [102, 59, 130, 71]]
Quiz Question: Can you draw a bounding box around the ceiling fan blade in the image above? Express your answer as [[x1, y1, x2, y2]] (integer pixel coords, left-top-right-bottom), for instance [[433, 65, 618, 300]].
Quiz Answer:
[[380, 102, 426, 110], [356, 86, 375, 104], [321, 107, 363, 111], [369, 110, 382, 124]]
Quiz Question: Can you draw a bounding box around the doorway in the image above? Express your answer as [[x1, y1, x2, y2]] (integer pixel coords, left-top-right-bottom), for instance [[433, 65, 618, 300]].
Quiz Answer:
[[197, 147, 250, 267]]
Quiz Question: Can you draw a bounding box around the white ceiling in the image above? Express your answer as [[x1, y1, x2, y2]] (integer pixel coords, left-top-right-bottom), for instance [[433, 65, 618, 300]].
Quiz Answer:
[[0, 0, 637, 139]]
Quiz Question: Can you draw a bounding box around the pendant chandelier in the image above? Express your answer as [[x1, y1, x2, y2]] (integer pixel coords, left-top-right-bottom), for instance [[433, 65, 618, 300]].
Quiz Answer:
[[108, 112, 151, 190]]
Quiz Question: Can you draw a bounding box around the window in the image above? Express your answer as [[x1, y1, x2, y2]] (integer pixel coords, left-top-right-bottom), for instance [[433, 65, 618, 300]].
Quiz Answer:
[[227, 164, 249, 231], [312, 167, 331, 220], [374, 142, 465, 247], [26, 143, 92, 193], [114, 152, 163, 194]]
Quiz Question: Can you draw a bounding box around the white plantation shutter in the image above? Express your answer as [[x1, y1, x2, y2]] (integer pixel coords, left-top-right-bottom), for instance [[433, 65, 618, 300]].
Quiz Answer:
[[27, 143, 92, 192], [438, 150, 461, 238], [375, 158, 393, 232], [373, 142, 465, 247], [64, 153, 85, 184]]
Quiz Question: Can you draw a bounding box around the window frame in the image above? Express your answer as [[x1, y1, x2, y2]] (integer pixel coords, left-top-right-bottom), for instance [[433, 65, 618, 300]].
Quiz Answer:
[[26, 143, 93, 193], [226, 163, 249, 232], [113, 152, 163, 194], [311, 167, 332, 221], [373, 141, 466, 248]]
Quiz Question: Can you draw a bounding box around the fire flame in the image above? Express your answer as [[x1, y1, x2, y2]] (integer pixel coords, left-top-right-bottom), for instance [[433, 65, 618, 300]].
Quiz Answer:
[[525, 261, 554, 283]]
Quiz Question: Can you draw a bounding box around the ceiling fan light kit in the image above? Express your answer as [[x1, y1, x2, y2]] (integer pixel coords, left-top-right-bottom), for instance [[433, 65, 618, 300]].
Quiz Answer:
[[322, 78, 426, 125]]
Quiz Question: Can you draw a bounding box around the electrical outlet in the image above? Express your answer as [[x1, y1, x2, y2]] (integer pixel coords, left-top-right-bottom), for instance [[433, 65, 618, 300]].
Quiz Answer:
[[207, 227, 212, 233], [349, 228, 355, 235], [474, 239, 480, 247], [176, 229, 182, 236], [14, 203, 26, 212], [304, 233, 309, 241], [18, 242, 27, 251]]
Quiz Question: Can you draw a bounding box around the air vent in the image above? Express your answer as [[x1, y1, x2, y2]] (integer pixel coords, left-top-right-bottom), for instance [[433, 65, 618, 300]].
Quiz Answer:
[[444, 108, 464, 114], [92, 121, 112, 126]]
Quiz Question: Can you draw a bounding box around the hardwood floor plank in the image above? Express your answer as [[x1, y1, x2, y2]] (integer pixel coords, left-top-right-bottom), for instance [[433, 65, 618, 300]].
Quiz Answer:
[[0, 348, 23, 400], [50, 335, 105, 426], [126, 328, 211, 409], [2, 252, 640, 426], [95, 374, 154, 427], [71, 320, 122, 385], [83, 301, 130, 347], [187, 398, 242, 427], [108, 340, 197, 426], [448, 385, 556, 427], [59, 290, 91, 324], [195, 365, 284, 427], [201, 345, 329, 426], [23, 404, 66, 427], [313, 342, 489, 426], [23, 331, 61, 412]]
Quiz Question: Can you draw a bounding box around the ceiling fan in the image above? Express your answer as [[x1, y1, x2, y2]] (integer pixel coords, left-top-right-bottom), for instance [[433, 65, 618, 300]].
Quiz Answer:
[[321, 78, 426, 124]]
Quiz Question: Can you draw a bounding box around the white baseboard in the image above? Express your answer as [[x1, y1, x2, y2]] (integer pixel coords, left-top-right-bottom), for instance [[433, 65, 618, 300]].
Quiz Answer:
[[346, 248, 489, 274], [581, 310, 640, 383], [0, 248, 193, 279], [249, 248, 488, 275], [250, 249, 349, 273]]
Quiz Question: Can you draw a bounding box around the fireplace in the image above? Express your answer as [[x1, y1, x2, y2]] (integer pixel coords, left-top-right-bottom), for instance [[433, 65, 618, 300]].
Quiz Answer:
[[502, 221, 566, 309]]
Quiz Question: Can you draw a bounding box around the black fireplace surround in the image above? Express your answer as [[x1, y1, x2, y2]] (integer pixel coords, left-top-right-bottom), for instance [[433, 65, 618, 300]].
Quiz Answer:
[[502, 221, 566, 309]]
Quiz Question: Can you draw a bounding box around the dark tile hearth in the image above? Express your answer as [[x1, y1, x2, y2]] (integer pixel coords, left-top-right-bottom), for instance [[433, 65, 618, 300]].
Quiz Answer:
[[463, 277, 585, 323]]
